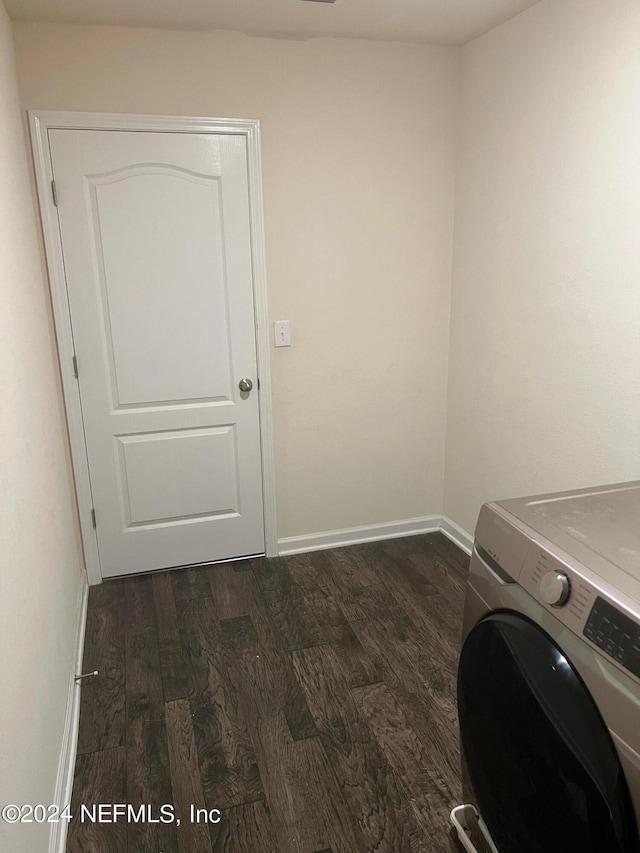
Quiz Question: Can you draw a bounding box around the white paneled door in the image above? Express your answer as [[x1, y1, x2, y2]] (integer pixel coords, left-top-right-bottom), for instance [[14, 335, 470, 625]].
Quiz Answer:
[[49, 129, 265, 577]]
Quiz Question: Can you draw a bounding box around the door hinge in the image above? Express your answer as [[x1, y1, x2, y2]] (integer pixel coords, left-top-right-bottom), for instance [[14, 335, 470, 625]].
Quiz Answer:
[[51, 180, 58, 207], [91, 508, 97, 529], [72, 355, 78, 378]]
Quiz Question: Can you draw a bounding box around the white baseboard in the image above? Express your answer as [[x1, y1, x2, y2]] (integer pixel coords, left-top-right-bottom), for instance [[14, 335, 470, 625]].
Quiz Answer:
[[49, 571, 89, 853], [440, 516, 474, 555], [278, 515, 443, 556], [278, 515, 474, 558]]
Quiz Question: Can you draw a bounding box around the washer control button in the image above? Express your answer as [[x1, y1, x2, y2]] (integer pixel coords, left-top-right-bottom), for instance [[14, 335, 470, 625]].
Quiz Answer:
[[540, 571, 571, 607]]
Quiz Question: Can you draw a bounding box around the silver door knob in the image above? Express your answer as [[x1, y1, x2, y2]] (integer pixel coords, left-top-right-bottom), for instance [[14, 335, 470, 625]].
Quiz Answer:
[[238, 378, 253, 393]]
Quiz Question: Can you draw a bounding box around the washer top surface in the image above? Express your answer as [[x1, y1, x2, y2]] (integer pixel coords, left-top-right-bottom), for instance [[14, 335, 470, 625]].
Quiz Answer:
[[496, 481, 640, 606]]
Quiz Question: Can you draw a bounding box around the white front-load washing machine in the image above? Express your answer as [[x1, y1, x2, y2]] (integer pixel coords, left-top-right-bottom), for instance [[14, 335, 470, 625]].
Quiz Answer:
[[452, 481, 640, 853]]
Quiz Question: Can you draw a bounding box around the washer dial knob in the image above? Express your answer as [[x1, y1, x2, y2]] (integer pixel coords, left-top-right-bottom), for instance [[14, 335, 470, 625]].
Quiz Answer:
[[540, 571, 571, 607]]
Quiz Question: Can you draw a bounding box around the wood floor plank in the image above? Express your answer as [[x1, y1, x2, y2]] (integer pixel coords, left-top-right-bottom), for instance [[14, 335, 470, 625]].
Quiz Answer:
[[126, 715, 178, 851], [165, 698, 212, 853], [382, 536, 468, 648], [353, 682, 454, 845], [409, 551, 466, 601], [292, 644, 431, 852], [124, 573, 156, 636], [329, 620, 384, 689], [220, 612, 318, 746], [286, 552, 345, 630], [76, 582, 126, 755], [406, 552, 467, 643], [171, 564, 214, 603], [401, 688, 462, 803], [329, 581, 393, 624], [238, 579, 319, 740], [153, 571, 190, 701], [385, 535, 467, 607], [189, 697, 264, 811], [220, 616, 361, 853], [311, 547, 397, 626], [290, 643, 370, 745], [422, 531, 470, 582], [253, 556, 323, 651], [67, 747, 127, 853], [318, 543, 385, 590], [395, 576, 463, 656], [373, 543, 462, 667], [209, 562, 254, 620], [351, 605, 461, 798], [209, 800, 278, 853], [284, 552, 382, 687], [375, 539, 439, 601], [179, 597, 264, 808], [125, 631, 164, 719], [344, 570, 460, 772], [125, 629, 177, 851]]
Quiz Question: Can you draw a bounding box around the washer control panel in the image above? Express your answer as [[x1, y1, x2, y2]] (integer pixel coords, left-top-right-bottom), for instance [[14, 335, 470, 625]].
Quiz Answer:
[[521, 546, 594, 623], [584, 596, 640, 678]]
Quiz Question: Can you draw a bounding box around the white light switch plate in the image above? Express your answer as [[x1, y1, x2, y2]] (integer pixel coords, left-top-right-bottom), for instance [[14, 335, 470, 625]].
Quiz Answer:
[[274, 320, 291, 347]]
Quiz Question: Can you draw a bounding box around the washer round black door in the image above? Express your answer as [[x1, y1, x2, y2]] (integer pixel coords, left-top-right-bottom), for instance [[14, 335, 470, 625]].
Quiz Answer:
[[458, 611, 639, 853]]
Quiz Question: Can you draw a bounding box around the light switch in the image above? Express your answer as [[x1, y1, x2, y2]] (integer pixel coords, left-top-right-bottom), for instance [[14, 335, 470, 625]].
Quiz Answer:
[[274, 320, 291, 347]]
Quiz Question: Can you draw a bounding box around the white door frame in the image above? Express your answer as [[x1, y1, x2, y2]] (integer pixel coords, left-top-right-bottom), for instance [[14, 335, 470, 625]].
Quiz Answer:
[[29, 110, 278, 584]]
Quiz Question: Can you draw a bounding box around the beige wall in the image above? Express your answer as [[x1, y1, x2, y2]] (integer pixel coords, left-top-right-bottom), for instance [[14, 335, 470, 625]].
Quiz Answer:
[[445, 0, 640, 535], [14, 22, 458, 539], [0, 3, 84, 850]]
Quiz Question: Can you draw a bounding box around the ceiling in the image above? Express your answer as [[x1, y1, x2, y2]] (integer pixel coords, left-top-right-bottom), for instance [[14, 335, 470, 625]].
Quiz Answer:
[[5, 0, 542, 46]]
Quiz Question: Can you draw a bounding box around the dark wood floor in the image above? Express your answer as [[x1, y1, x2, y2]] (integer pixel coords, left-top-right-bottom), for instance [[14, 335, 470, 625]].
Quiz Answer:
[[68, 532, 469, 852]]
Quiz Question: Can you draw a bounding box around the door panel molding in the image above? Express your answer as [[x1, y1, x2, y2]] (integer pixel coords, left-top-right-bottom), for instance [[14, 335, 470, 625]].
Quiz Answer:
[[29, 111, 277, 584]]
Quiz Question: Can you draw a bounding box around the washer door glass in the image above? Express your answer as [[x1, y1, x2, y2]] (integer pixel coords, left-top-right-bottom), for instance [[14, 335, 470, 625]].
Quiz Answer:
[[458, 612, 639, 853]]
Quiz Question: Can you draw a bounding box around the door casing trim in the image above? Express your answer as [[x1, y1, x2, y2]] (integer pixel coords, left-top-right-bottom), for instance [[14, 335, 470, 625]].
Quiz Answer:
[[29, 110, 278, 584]]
